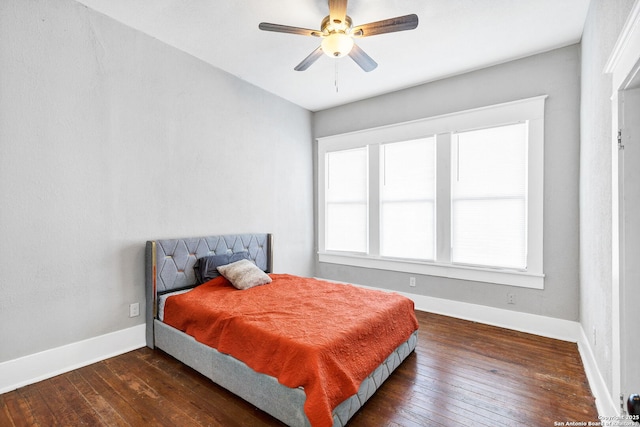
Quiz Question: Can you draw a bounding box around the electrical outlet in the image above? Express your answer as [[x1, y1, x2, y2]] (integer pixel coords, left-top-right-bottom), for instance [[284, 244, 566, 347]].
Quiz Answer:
[[129, 302, 140, 318], [507, 293, 516, 304], [409, 277, 416, 287]]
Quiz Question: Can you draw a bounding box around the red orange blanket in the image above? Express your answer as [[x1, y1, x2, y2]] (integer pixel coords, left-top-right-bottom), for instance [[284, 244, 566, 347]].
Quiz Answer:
[[163, 274, 418, 427]]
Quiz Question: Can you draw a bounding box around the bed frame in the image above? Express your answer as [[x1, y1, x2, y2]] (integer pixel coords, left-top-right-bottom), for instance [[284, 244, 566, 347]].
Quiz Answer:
[[145, 233, 417, 427]]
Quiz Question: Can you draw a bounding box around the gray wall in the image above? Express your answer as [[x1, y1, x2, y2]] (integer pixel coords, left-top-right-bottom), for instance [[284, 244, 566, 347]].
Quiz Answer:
[[0, 0, 314, 362], [580, 0, 636, 402], [314, 45, 581, 321]]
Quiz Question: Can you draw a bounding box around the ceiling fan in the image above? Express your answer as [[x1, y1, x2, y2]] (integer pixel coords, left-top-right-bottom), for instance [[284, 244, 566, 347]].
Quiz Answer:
[[258, 0, 418, 72]]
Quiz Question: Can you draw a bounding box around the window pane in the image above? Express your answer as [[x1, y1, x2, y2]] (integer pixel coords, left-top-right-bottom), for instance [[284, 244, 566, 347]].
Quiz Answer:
[[381, 201, 435, 259], [326, 203, 368, 252], [451, 123, 527, 269], [453, 123, 527, 197], [326, 148, 367, 202], [325, 148, 368, 252], [381, 138, 436, 259], [452, 199, 526, 268]]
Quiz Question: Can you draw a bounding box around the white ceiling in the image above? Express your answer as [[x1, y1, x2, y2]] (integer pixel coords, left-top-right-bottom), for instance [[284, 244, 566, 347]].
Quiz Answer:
[[75, 0, 590, 112]]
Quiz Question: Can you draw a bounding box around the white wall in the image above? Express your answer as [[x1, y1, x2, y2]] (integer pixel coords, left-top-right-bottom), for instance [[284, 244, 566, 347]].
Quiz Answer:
[[0, 0, 314, 363], [314, 45, 581, 321], [580, 0, 636, 405]]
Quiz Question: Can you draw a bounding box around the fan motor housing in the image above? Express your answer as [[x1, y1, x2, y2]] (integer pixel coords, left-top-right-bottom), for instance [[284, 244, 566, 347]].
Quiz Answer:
[[321, 15, 353, 34]]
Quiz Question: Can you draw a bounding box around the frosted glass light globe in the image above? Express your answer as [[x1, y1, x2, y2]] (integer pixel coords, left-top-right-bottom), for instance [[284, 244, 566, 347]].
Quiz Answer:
[[321, 33, 354, 58]]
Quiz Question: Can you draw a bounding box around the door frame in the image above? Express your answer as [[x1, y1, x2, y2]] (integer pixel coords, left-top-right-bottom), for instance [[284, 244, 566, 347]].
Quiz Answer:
[[605, 0, 640, 415]]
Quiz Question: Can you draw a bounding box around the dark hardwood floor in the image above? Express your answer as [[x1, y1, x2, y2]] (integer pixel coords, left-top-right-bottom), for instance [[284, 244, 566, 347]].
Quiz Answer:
[[1, 311, 598, 426]]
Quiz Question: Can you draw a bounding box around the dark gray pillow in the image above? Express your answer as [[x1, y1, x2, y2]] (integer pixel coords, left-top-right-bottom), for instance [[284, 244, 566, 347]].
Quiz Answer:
[[194, 252, 251, 284]]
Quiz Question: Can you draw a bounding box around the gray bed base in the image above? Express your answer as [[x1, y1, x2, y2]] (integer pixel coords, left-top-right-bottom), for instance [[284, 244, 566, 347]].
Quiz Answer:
[[145, 233, 417, 426]]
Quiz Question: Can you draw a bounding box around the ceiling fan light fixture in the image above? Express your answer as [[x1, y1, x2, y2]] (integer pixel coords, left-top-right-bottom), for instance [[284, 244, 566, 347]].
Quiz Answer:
[[259, 1, 418, 72], [321, 32, 354, 57]]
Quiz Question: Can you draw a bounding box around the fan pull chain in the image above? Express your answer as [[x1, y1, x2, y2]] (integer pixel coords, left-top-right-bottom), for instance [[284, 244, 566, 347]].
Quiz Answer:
[[334, 61, 339, 93]]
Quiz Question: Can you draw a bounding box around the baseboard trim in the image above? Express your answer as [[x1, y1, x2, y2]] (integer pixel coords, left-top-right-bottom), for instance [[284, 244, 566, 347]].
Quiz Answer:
[[576, 325, 619, 417], [0, 324, 146, 394], [402, 290, 582, 342]]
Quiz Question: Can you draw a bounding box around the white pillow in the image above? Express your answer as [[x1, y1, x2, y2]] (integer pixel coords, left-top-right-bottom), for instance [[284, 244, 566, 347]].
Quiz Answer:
[[217, 259, 272, 290]]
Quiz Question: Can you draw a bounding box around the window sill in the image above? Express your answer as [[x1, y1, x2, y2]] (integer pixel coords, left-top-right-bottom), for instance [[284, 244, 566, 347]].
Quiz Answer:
[[318, 252, 545, 289]]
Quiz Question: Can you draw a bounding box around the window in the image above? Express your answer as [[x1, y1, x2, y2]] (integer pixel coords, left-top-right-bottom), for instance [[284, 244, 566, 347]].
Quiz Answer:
[[325, 148, 368, 253], [380, 138, 436, 260], [451, 123, 528, 269], [317, 96, 546, 289]]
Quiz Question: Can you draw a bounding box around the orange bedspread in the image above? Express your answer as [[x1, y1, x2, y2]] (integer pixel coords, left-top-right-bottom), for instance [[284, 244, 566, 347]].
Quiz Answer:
[[163, 273, 418, 427]]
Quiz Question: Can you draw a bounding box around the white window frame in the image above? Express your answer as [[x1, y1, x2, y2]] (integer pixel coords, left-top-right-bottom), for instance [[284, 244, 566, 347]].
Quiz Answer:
[[317, 96, 546, 289]]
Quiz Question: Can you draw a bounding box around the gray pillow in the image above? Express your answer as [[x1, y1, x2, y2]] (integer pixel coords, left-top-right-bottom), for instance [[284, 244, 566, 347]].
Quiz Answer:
[[194, 252, 250, 284], [217, 259, 272, 290]]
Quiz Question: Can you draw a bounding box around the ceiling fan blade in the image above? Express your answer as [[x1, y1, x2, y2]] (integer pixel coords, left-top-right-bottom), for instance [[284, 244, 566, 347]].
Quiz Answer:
[[329, 0, 348, 25], [259, 22, 322, 37], [294, 46, 324, 71], [348, 44, 377, 72], [352, 14, 419, 37]]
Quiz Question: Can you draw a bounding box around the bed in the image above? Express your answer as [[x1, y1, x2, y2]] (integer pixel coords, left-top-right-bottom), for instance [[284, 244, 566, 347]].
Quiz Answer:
[[145, 233, 418, 427]]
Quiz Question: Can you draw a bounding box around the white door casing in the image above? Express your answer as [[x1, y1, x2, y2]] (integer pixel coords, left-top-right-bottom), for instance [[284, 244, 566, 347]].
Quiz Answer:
[[605, 0, 640, 415]]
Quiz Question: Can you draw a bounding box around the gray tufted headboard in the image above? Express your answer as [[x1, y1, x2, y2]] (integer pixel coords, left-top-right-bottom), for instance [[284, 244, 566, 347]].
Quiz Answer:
[[145, 233, 272, 348]]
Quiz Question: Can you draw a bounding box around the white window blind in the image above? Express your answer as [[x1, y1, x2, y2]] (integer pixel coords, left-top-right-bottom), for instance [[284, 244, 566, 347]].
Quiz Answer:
[[380, 138, 436, 260], [325, 147, 368, 253], [451, 122, 528, 269]]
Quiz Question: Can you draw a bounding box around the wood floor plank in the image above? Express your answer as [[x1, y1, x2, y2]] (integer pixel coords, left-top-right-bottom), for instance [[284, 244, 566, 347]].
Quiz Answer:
[[114, 350, 250, 427], [65, 369, 129, 427], [14, 383, 56, 427], [50, 373, 106, 426], [414, 346, 583, 417], [33, 374, 98, 426], [0, 391, 26, 427], [0, 310, 598, 426], [76, 362, 151, 426], [99, 356, 201, 427], [384, 372, 520, 426], [130, 348, 284, 427]]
